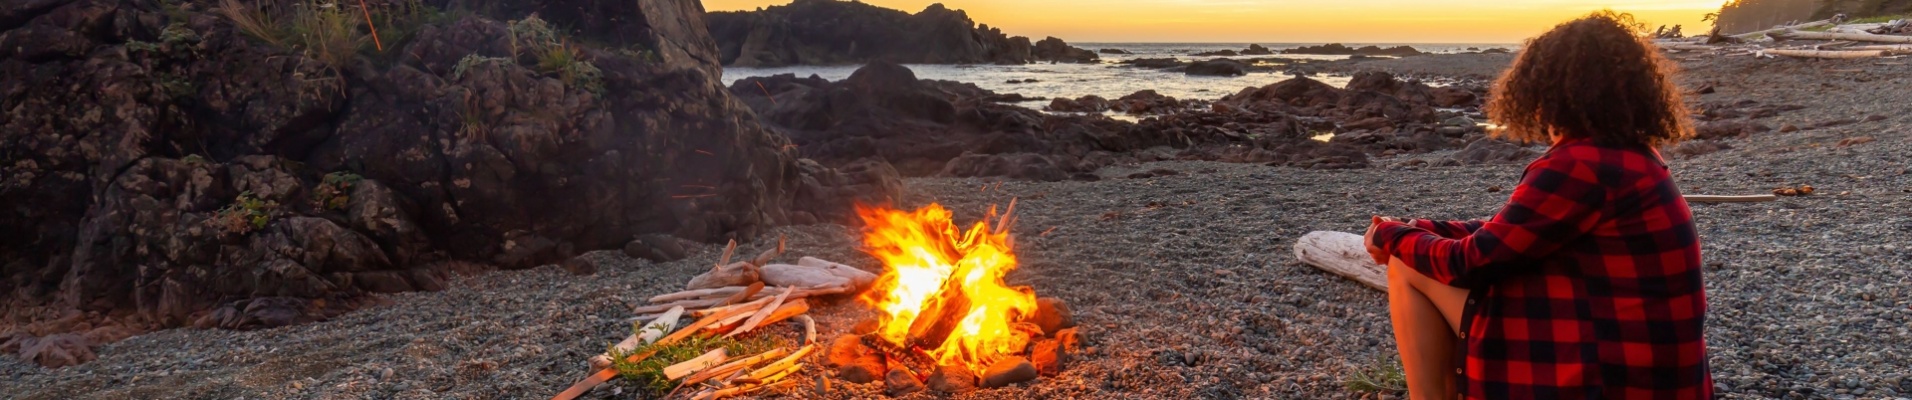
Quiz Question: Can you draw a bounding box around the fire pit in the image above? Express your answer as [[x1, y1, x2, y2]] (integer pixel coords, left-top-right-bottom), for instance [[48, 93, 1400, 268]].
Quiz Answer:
[[826, 203, 1079, 396]]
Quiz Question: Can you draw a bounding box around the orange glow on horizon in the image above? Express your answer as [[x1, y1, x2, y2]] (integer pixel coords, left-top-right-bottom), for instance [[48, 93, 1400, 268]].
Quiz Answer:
[[703, 0, 1721, 44]]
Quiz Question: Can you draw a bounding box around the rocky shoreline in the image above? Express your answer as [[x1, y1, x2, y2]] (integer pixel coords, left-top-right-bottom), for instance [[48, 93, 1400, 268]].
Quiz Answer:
[[705, 0, 1098, 67], [4, 0, 1910, 398], [5, 52, 1908, 398]]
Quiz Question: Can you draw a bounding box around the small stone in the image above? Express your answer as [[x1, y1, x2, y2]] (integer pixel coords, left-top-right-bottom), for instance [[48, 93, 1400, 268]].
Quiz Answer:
[[1054, 327, 1082, 354], [1126, 172, 1154, 179], [1780, 124, 1799, 133], [560, 256, 597, 275], [1032, 297, 1076, 336], [1487, 185, 1502, 193], [828, 334, 886, 384], [926, 364, 978, 393], [885, 368, 925, 396], [980, 356, 1039, 388], [1030, 339, 1070, 376], [852, 319, 879, 335], [380, 367, 393, 381], [625, 234, 687, 262], [1148, 168, 1181, 176], [1865, 114, 1887, 122]]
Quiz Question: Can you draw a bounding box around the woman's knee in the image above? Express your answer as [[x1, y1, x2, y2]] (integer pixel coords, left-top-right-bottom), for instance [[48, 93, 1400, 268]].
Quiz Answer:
[[1386, 257, 1414, 290]]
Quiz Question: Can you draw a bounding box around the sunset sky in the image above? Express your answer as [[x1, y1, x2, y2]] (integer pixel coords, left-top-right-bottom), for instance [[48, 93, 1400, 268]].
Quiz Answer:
[[703, 0, 1723, 44]]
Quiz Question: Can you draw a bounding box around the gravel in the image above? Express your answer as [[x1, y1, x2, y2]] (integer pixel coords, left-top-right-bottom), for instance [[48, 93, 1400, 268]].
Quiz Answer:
[[3, 55, 1908, 400]]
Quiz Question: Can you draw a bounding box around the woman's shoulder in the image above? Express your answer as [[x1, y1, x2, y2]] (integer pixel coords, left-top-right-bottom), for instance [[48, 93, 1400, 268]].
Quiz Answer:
[[1542, 139, 1666, 172], [1532, 139, 1671, 191]]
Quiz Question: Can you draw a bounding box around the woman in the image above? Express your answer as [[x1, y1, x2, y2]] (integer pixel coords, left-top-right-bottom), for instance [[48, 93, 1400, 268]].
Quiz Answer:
[[1364, 13, 1712, 399]]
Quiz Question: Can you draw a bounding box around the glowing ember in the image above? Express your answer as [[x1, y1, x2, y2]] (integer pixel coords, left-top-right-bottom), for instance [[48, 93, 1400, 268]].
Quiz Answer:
[[857, 203, 1039, 375]]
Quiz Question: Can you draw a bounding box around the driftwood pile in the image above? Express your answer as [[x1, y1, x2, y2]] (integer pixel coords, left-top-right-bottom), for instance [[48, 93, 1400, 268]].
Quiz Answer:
[[553, 236, 877, 400], [1657, 17, 1912, 59]]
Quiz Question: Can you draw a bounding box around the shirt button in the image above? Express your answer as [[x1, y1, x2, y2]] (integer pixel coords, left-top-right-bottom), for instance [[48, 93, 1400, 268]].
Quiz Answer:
[[1466, 299, 1475, 305], [1459, 332, 1466, 339], [1456, 368, 1464, 375]]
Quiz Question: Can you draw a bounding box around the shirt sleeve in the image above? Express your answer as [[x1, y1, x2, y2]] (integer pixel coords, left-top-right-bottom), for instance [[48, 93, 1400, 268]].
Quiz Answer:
[[1409, 218, 1485, 239], [1368, 154, 1609, 287]]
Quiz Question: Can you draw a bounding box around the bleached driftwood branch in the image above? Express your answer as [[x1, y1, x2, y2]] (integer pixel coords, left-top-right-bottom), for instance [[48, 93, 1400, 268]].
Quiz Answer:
[[1762, 49, 1893, 59], [1773, 30, 1912, 44], [1293, 231, 1387, 291], [1734, 19, 1836, 40]]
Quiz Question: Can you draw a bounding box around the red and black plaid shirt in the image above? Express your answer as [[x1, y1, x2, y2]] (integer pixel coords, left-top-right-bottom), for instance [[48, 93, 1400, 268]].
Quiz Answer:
[[1371, 138, 1712, 399]]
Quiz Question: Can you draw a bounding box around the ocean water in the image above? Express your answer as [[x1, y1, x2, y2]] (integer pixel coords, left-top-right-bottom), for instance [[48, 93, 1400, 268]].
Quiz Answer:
[[721, 43, 1517, 112]]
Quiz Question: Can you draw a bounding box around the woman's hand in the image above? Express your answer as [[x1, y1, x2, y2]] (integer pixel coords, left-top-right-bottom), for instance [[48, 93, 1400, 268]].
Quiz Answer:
[[1363, 215, 1397, 265]]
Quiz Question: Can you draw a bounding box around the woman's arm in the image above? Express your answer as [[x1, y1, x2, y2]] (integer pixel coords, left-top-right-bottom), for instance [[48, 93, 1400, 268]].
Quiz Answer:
[[1367, 155, 1610, 287], [1409, 219, 1484, 239]]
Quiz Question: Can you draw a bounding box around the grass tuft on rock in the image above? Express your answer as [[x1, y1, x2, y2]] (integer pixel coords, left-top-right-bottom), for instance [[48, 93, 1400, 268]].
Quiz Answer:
[[1344, 355, 1408, 394], [605, 329, 784, 394], [507, 15, 604, 94]]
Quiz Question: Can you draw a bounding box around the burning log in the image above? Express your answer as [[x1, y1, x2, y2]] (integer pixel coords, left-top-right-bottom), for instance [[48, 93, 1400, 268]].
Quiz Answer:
[[904, 277, 975, 351]]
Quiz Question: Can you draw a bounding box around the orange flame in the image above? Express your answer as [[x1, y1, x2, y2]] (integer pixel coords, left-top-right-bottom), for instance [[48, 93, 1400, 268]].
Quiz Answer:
[[857, 203, 1037, 374]]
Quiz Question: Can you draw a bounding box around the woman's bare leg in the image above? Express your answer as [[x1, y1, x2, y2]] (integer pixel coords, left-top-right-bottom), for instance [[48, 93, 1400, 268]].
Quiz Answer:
[[1387, 257, 1471, 400]]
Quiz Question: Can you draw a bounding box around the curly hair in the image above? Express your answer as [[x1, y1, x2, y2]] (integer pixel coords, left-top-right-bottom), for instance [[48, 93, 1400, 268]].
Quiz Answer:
[[1487, 12, 1692, 148]]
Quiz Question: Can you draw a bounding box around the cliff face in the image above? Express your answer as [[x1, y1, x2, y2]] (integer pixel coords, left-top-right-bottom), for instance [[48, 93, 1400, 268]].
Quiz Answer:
[[705, 0, 1094, 67], [0, 0, 893, 366], [1713, 0, 1823, 34]]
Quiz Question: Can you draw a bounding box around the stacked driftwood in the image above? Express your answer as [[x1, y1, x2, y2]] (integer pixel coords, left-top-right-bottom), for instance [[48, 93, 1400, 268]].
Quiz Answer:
[[552, 237, 878, 400], [1656, 17, 1912, 59]]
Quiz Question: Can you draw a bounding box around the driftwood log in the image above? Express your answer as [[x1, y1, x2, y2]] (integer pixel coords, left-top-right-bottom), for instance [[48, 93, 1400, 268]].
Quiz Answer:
[[590, 306, 684, 370], [1684, 194, 1780, 203], [662, 348, 729, 380], [726, 287, 793, 338], [1293, 231, 1388, 291], [797, 257, 879, 290], [553, 303, 763, 400], [1762, 49, 1893, 59], [1734, 19, 1835, 40], [1773, 30, 1912, 44]]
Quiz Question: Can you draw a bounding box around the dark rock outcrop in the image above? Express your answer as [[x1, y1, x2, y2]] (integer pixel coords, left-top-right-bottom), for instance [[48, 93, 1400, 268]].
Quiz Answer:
[[731, 62, 1496, 183], [1185, 58, 1248, 76], [706, 0, 1092, 66], [1, 0, 889, 366], [1241, 44, 1275, 55], [1124, 57, 1187, 69], [1033, 36, 1099, 63], [1284, 43, 1424, 57]]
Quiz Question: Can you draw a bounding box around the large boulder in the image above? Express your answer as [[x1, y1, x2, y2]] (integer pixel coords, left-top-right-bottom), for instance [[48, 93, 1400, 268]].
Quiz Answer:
[[0, 0, 876, 366], [706, 0, 1042, 66]]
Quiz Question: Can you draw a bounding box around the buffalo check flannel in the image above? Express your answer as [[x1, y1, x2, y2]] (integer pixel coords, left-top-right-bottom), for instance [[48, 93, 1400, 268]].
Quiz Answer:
[[1371, 138, 1712, 399]]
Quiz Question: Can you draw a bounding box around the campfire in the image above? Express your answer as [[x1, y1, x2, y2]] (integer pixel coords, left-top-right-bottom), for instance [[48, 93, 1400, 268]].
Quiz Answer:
[[831, 202, 1079, 395], [554, 202, 1075, 400]]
